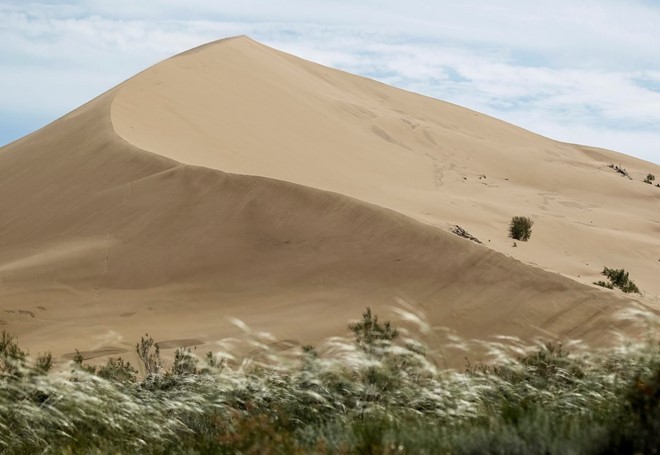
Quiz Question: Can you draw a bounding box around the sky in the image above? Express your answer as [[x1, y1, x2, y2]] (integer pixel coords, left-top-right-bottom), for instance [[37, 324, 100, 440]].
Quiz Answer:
[[2, 0, 659, 164]]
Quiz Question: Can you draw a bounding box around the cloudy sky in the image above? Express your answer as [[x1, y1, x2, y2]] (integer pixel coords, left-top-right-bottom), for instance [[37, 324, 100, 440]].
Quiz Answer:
[[2, 0, 659, 163]]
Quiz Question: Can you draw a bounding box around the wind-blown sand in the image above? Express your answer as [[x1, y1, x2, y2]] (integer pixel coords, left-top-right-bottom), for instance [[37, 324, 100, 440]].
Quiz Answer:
[[0, 36, 658, 366]]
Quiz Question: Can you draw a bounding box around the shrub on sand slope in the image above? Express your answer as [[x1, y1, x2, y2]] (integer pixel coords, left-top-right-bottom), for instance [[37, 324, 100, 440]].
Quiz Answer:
[[509, 216, 534, 241], [594, 266, 640, 294]]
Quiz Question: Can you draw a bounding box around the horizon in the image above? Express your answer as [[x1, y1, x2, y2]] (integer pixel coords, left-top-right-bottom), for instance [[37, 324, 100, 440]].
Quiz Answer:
[[1, 1, 660, 164]]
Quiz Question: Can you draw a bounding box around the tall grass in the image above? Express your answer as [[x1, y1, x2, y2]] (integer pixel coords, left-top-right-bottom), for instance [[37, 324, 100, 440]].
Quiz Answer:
[[0, 307, 658, 454]]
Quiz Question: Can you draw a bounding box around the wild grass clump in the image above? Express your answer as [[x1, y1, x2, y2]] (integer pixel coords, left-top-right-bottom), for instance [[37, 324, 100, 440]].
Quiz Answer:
[[594, 266, 640, 294], [0, 310, 658, 454], [509, 216, 534, 241]]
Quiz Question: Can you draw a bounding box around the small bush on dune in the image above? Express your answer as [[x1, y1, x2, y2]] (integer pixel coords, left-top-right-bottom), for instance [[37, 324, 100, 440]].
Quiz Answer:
[[608, 163, 631, 179], [509, 216, 534, 241], [594, 279, 614, 290], [643, 173, 655, 184], [595, 266, 640, 294]]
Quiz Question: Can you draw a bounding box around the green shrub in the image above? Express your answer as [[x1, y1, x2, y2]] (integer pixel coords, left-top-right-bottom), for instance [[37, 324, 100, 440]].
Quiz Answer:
[[594, 280, 614, 290], [35, 352, 53, 374], [348, 307, 399, 355], [0, 330, 27, 377], [72, 349, 97, 374], [509, 216, 534, 241], [644, 173, 656, 184], [136, 334, 163, 375], [594, 267, 640, 294], [97, 357, 137, 383], [171, 347, 198, 375]]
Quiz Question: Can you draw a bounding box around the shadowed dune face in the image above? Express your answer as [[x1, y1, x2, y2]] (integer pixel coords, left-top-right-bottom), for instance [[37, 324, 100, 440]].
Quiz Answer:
[[0, 36, 657, 365]]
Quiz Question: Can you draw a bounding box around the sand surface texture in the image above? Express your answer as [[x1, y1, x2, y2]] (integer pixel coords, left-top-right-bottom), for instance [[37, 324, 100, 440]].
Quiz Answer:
[[1, 36, 658, 366]]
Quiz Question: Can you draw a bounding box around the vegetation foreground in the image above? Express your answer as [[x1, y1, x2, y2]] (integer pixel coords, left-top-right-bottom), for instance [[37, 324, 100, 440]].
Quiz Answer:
[[1, 308, 658, 454]]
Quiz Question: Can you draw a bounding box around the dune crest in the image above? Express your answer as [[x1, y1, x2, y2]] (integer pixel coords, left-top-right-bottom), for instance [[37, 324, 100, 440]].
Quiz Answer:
[[0, 36, 657, 364]]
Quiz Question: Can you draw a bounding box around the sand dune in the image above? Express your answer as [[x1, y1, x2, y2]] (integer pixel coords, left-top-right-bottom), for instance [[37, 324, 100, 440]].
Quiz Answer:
[[0, 36, 657, 365]]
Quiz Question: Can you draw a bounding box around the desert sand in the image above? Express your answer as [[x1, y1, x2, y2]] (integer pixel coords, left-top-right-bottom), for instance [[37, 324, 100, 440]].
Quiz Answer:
[[1, 36, 658, 367]]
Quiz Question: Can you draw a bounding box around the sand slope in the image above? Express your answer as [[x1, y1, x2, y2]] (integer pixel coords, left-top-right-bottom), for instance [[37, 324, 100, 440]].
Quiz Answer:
[[0, 36, 657, 365], [112, 37, 660, 297]]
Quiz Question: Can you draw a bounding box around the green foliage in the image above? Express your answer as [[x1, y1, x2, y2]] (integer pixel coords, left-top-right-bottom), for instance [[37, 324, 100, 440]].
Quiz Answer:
[[172, 347, 198, 375], [0, 310, 659, 454], [97, 357, 137, 383], [508, 216, 534, 241], [609, 354, 660, 453], [643, 173, 656, 184], [348, 307, 399, 355], [594, 280, 614, 289], [0, 330, 27, 376], [595, 267, 640, 294], [72, 349, 96, 374], [203, 351, 224, 372], [34, 352, 52, 374]]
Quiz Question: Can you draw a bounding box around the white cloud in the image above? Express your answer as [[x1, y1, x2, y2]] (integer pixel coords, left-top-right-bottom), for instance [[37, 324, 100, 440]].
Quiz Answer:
[[1, 1, 659, 163]]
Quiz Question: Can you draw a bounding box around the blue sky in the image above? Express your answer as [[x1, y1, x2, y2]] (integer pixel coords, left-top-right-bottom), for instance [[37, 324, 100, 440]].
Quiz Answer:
[[2, 0, 659, 164]]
